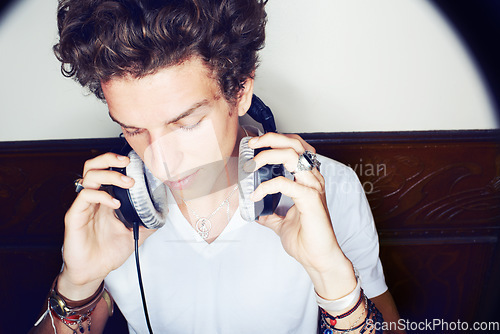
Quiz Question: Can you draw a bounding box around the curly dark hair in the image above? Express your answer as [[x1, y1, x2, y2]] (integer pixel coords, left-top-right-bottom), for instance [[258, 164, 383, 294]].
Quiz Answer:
[[53, 0, 267, 103]]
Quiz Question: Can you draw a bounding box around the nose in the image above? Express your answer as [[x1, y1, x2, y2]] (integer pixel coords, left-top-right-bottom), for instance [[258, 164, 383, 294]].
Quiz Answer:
[[143, 129, 184, 181]]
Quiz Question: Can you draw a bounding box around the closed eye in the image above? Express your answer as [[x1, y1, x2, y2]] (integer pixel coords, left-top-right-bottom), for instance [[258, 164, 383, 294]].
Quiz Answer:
[[178, 116, 205, 131], [122, 128, 145, 137]]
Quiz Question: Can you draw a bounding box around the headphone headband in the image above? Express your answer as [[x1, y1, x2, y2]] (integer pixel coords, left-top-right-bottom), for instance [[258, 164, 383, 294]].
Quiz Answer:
[[247, 95, 277, 133]]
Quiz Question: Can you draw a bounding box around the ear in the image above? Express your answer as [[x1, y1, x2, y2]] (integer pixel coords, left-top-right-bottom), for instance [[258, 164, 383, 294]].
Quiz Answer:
[[236, 77, 254, 117]]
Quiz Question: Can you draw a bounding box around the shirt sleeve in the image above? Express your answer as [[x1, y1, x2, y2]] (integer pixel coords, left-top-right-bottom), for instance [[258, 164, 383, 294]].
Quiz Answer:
[[320, 155, 388, 299]]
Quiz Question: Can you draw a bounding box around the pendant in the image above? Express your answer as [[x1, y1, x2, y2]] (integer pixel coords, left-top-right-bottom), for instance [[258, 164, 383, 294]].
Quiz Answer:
[[195, 217, 211, 239]]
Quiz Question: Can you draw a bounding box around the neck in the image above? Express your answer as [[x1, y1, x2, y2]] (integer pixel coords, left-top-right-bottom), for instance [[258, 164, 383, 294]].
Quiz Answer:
[[170, 126, 250, 241], [175, 183, 239, 243]]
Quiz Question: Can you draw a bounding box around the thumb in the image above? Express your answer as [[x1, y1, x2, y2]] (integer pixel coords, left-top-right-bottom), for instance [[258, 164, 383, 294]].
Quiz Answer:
[[256, 213, 285, 235]]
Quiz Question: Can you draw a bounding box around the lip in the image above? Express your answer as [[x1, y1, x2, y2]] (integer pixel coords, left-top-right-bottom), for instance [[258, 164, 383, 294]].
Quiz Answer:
[[164, 169, 199, 190]]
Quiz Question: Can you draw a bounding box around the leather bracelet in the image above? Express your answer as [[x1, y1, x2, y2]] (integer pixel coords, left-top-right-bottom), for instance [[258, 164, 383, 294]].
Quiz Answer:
[[49, 276, 105, 318], [102, 289, 114, 317]]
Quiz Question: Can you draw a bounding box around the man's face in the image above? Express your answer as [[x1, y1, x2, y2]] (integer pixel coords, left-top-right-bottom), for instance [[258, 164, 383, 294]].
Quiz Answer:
[[102, 57, 250, 198]]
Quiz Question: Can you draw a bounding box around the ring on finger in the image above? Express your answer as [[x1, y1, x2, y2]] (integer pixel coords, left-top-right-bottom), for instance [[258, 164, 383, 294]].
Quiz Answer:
[[291, 151, 321, 175], [74, 178, 85, 193]]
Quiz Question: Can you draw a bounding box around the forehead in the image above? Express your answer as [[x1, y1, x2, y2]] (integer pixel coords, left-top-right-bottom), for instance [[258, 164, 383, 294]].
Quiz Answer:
[[101, 57, 222, 121], [101, 57, 218, 98]]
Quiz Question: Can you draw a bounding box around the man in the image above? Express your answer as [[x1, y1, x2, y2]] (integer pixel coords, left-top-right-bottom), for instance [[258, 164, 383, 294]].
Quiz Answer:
[[31, 0, 400, 333]]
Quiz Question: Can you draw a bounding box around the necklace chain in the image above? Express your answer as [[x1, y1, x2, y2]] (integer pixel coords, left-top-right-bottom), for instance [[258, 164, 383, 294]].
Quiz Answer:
[[182, 184, 239, 239]]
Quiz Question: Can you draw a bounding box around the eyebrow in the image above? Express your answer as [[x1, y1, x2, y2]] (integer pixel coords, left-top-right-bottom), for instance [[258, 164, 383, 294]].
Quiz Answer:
[[108, 99, 211, 129]]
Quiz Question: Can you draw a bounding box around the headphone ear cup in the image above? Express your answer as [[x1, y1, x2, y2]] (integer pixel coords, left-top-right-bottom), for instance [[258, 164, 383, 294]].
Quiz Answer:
[[125, 151, 167, 229], [238, 136, 283, 222], [239, 137, 259, 222]]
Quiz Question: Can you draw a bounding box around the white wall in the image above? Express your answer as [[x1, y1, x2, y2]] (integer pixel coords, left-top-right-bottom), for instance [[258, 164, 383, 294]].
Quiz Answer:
[[0, 0, 119, 141], [0, 0, 497, 141]]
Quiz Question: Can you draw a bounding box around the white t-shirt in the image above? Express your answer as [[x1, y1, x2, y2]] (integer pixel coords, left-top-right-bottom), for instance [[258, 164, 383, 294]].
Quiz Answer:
[[105, 155, 387, 333]]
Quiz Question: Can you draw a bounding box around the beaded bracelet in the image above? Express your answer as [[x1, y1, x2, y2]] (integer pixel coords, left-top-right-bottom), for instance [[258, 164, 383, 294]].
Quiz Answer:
[[319, 291, 368, 334], [320, 290, 364, 327], [50, 306, 94, 333], [362, 298, 384, 334], [320, 297, 385, 334]]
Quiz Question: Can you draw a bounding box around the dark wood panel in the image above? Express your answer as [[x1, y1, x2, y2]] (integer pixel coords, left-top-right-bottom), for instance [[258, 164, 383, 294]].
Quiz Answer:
[[380, 241, 497, 323], [1, 130, 499, 331], [0, 152, 80, 239], [306, 133, 500, 230], [303, 130, 500, 326], [0, 143, 128, 332]]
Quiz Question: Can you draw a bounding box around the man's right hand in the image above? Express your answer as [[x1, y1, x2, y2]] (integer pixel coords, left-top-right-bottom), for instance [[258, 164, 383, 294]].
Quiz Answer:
[[57, 152, 156, 300]]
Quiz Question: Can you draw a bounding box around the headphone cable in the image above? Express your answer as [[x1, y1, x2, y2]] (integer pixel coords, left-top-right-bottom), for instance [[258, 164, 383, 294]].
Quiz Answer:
[[133, 221, 154, 334]]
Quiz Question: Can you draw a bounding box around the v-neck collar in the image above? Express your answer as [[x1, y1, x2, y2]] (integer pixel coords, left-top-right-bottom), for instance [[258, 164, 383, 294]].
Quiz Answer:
[[162, 187, 249, 257]]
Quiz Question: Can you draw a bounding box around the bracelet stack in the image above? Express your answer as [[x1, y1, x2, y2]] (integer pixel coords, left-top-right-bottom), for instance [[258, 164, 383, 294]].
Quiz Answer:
[[318, 292, 384, 334], [319, 291, 367, 334], [315, 273, 361, 313], [47, 275, 113, 333], [316, 269, 384, 334]]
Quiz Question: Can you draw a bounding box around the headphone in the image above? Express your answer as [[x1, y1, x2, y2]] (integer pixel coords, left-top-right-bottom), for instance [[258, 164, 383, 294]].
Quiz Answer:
[[107, 95, 284, 229]]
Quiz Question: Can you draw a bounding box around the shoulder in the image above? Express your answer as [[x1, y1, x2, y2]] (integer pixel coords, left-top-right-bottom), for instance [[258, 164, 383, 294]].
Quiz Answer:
[[316, 154, 353, 176], [316, 154, 365, 197], [315, 154, 374, 233]]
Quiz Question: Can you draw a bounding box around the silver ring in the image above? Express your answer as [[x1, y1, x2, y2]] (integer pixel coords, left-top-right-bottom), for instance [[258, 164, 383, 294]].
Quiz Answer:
[[74, 178, 84, 193], [291, 151, 321, 175]]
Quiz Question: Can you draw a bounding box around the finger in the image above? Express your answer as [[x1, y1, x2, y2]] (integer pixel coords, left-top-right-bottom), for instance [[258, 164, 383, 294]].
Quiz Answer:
[[248, 133, 309, 154], [81, 169, 135, 190], [246, 148, 298, 174], [311, 168, 325, 190], [252, 176, 323, 214], [283, 133, 315, 153], [66, 188, 121, 224], [247, 149, 323, 192], [293, 170, 324, 194], [83, 152, 130, 177], [255, 212, 287, 235], [291, 161, 325, 193]]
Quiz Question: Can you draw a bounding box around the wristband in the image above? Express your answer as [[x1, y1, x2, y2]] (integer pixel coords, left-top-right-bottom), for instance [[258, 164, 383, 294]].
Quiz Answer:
[[49, 276, 105, 318], [315, 270, 361, 313]]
